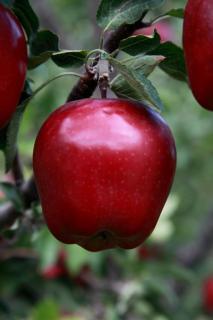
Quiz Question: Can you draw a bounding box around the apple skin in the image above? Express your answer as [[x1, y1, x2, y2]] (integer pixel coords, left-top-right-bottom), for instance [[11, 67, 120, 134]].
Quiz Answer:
[[0, 4, 27, 128], [203, 277, 213, 313], [183, 0, 213, 111], [33, 99, 176, 252], [133, 21, 174, 42]]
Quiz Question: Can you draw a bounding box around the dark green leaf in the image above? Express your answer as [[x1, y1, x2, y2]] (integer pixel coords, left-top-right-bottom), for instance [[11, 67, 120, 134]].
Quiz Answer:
[[4, 97, 31, 172], [0, 182, 23, 211], [12, 0, 39, 41], [119, 31, 161, 55], [150, 41, 187, 81], [29, 30, 59, 69], [109, 57, 163, 110], [30, 30, 59, 56], [0, 81, 32, 171], [0, 0, 14, 6], [52, 50, 89, 68], [97, 0, 165, 31], [0, 125, 8, 151]]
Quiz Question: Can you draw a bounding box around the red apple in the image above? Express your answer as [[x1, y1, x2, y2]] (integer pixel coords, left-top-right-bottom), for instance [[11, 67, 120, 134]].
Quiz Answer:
[[183, 0, 213, 111], [33, 99, 176, 252], [133, 21, 174, 42], [203, 277, 213, 313], [0, 4, 27, 128]]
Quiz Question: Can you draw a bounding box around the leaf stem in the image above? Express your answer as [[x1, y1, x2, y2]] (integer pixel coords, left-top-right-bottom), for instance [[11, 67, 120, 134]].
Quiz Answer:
[[32, 72, 82, 97], [99, 30, 105, 49], [21, 72, 83, 110]]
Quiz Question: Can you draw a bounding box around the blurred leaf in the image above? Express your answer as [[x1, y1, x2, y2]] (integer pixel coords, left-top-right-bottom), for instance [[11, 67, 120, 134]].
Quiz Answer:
[[52, 50, 89, 68], [119, 31, 161, 55], [32, 300, 59, 320], [62, 317, 86, 320], [97, 0, 165, 31], [66, 245, 91, 274], [29, 30, 59, 69], [0, 182, 23, 211], [167, 263, 195, 283], [109, 57, 163, 110], [0, 0, 14, 6], [35, 228, 60, 269], [12, 0, 39, 41], [105, 308, 119, 320]]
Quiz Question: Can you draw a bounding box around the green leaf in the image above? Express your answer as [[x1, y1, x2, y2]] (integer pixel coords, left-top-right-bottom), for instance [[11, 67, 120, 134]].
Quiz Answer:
[[0, 182, 23, 211], [119, 31, 161, 55], [32, 300, 60, 320], [97, 0, 165, 31], [52, 50, 89, 68], [29, 30, 59, 69], [109, 57, 163, 110], [29, 52, 54, 70], [149, 41, 187, 81], [35, 228, 60, 269], [12, 0, 39, 41], [121, 54, 165, 72], [66, 245, 91, 274], [163, 8, 184, 19], [111, 55, 164, 102]]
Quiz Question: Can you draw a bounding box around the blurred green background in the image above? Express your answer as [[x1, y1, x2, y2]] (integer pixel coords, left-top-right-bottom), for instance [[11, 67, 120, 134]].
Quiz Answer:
[[0, 0, 213, 319]]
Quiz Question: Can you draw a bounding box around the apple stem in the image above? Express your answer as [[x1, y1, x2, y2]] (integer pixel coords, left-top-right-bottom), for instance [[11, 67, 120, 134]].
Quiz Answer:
[[98, 59, 109, 99]]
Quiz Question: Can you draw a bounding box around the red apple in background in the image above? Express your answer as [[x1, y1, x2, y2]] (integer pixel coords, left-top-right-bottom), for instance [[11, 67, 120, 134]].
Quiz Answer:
[[203, 277, 213, 313], [183, 0, 213, 111], [137, 244, 161, 260], [33, 99, 176, 252], [0, 4, 27, 128], [133, 20, 175, 42], [42, 249, 68, 279]]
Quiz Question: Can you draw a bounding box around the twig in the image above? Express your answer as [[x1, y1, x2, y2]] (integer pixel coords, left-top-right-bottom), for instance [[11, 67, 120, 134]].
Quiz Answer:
[[66, 18, 148, 103], [12, 151, 24, 188], [0, 176, 39, 231]]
